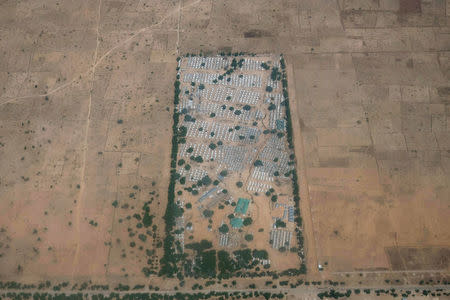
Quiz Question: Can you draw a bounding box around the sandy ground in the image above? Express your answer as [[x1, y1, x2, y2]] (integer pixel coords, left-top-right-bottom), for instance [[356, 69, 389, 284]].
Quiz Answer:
[[0, 0, 448, 288]]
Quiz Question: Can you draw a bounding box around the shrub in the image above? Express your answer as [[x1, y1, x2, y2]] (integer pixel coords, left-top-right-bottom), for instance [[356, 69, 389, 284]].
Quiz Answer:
[[254, 160, 263, 167], [201, 175, 212, 186], [203, 210, 214, 218], [275, 219, 286, 228], [243, 217, 252, 226], [219, 224, 229, 234]]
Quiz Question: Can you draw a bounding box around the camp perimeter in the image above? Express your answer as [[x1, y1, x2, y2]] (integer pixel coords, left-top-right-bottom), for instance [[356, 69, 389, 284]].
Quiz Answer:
[[159, 54, 305, 281]]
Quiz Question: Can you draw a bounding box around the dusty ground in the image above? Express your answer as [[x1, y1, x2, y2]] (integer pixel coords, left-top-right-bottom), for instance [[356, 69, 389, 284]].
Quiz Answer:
[[0, 0, 180, 284], [0, 0, 449, 288]]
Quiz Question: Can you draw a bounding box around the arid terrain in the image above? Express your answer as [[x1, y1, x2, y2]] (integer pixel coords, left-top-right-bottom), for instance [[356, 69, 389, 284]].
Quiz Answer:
[[0, 0, 449, 298]]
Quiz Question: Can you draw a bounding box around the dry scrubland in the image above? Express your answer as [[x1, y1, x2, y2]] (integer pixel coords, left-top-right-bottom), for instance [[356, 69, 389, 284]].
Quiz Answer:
[[0, 0, 449, 291]]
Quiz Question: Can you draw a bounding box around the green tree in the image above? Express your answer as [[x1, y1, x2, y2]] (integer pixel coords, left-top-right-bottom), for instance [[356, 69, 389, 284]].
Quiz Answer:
[[219, 224, 229, 234], [275, 219, 286, 228], [203, 209, 214, 218], [243, 217, 252, 226], [254, 160, 263, 167]]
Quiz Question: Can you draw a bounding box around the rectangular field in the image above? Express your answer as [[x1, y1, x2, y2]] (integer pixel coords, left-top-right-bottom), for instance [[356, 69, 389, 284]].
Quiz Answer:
[[160, 54, 305, 278]]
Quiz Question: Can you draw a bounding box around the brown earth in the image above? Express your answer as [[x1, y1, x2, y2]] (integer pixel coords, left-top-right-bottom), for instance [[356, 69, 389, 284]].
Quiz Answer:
[[0, 0, 449, 288]]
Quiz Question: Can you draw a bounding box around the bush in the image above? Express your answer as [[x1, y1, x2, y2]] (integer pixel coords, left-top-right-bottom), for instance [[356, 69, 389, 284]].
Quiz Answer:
[[243, 217, 252, 226], [245, 234, 253, 241], [252, 249, 268, 259], [236, 181, 243, 188], [201, 175, 212, 186], [203, 210, 214, 218], [271, 67, 281, 81], [185, 203, 192, 209], [219, 224, 229, 234], [275, 219, 286, 228], [265, 86, 273, 92], [254, 160, 263, 167], [261, 62, 270, 70]]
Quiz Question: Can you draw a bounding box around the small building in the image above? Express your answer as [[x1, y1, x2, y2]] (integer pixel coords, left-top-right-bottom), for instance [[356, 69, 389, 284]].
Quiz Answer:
[[276, 119, 285, 130], [230, 217, 243, 228], [235, 197, 250, 215]]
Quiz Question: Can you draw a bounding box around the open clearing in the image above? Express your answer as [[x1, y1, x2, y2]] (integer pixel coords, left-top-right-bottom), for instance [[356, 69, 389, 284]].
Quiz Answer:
[[0, 0, 449, 293]]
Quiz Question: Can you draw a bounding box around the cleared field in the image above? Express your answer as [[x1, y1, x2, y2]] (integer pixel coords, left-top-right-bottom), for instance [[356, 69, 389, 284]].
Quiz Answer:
[[0, 0, 180, 284]]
